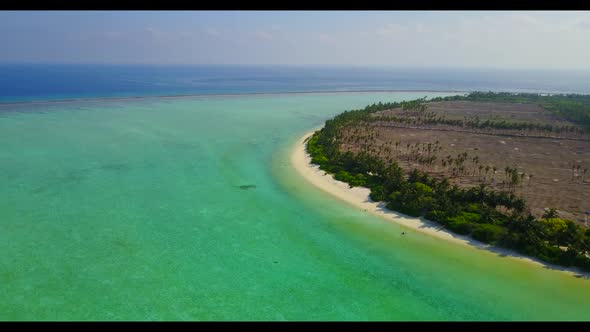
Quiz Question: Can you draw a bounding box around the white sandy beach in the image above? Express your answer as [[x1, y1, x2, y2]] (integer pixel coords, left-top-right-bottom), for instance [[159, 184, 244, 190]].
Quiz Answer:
[[291, 130, 589, 278]]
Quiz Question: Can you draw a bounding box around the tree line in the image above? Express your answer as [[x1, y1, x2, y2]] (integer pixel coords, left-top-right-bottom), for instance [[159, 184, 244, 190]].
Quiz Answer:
[[429, 91, 590, 128], [370, 112, 588, 137]]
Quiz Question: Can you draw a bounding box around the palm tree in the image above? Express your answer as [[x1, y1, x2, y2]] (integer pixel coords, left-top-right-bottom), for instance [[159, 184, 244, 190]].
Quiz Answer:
[[513, 169, 520, 187], [572, 164, 576, 181], [472, 156, 480, 175], [504, 166, 511, 186], [542, 208, 559, 219]]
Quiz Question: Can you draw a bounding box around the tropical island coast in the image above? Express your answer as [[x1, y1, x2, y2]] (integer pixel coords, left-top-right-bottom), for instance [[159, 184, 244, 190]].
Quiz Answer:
[[292, 92, 590, 277]]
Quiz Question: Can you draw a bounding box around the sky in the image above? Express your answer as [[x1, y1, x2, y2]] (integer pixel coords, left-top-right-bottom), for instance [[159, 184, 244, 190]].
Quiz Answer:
[[1, 11, 590, 69]]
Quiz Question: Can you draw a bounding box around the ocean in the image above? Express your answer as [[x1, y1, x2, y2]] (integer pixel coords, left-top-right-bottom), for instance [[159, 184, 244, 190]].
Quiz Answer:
[[1, 64, 590, 103], [1, 65, 589, 320]]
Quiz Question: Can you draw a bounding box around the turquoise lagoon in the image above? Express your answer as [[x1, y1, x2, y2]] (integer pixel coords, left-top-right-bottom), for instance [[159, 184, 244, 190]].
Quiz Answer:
[[1, 92, 589, 320]]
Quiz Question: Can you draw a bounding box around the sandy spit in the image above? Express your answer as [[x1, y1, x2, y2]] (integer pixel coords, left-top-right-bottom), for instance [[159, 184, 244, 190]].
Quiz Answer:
[[291, 130, 589, 279]]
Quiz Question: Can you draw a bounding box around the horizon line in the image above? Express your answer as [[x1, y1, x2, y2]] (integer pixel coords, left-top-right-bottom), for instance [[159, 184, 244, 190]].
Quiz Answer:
[[1, 62, 589, 71]]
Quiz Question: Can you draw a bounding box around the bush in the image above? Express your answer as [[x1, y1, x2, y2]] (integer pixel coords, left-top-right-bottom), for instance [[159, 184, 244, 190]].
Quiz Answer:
[[351, 173, 367, 187], [311, 155, 328, 165], [461, 212, 481, 223], [386, 199, 421, 217], [413, 182, 433, 195], [334, 170, 366, 187], [536, 244, 563, 263], [471, 224, 507, 244], [369, 185, 385, 201], [446, 211, 480, 228], [465, 203, 480, 214], [425, 210, 446, 223], [556, 248, 579, 267], [447, 219, 472, 235]]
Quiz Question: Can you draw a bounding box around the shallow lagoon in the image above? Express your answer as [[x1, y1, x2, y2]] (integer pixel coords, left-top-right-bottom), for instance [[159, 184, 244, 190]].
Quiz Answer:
[[1, 92, 589, 320]]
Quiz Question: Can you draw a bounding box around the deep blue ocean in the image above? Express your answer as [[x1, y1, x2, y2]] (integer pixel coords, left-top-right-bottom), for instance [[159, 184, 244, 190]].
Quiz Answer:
[[1, 64, 589, 103]]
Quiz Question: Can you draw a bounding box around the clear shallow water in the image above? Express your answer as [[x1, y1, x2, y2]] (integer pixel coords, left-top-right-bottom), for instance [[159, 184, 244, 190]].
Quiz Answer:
[[1, 91, 589, 321]]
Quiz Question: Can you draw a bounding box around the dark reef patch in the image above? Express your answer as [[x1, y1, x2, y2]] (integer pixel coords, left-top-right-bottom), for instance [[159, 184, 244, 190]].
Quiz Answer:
[[99, 163, 131, 172]]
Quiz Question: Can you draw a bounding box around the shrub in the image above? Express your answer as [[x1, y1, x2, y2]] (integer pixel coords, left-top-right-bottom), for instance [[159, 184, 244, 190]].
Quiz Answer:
[[425, 210, 446, 223], [471, 223, 507, 244], [447, 219, 472, 235], [465, 203, 480, 214], [369, 185, 385, 201]]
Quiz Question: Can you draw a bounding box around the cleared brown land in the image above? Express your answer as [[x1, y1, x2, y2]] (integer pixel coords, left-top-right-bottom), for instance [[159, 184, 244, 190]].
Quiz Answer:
[[424, 101, 570, 125], [339, 101, 590, 224]]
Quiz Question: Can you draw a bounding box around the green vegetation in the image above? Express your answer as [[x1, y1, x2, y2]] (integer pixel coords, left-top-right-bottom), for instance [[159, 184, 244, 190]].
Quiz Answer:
[[307, 92, 590, 272], [430, 91, 590, 128], [365, 92, 590, 137], [372, 111, 587, 136]]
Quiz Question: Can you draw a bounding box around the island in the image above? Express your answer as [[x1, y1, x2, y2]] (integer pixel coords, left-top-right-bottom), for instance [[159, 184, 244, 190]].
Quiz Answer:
[[299, 92, 590, 273]]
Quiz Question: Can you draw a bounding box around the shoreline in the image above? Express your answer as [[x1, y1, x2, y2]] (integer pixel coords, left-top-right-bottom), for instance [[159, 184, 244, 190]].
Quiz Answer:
[[291, 129, 590, 279]]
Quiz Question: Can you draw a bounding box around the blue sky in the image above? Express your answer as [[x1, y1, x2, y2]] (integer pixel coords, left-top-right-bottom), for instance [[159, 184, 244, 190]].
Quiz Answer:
[[1, 11, 590, 69]]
